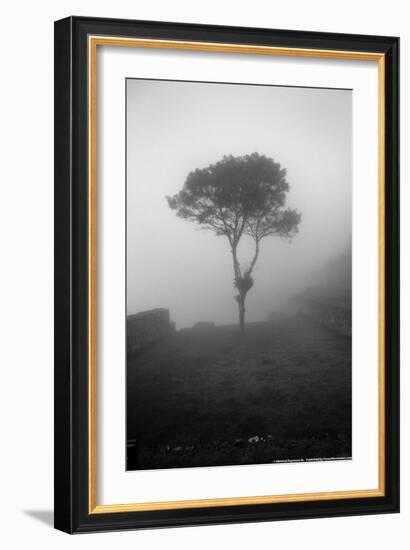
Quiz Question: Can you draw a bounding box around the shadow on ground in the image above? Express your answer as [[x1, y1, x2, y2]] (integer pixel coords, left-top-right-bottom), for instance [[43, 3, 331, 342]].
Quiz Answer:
[[23, 510, 54, 527]]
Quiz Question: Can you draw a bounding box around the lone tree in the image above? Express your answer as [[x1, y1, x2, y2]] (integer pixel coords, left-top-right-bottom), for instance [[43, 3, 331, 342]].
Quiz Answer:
[[167, 153, 301, 331]]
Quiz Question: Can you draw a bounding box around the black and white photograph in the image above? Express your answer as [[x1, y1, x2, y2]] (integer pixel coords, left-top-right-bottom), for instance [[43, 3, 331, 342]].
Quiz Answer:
[[126, 78, 352, 471], [50, 9, 400, 537]]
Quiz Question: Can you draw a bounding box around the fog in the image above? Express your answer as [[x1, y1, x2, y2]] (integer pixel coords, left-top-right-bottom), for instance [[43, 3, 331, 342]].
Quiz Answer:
[[127, 79, 351, 329]]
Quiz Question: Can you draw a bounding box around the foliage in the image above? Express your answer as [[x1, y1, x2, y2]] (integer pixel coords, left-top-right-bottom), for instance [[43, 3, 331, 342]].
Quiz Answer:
[[167, 153, 301, 329]]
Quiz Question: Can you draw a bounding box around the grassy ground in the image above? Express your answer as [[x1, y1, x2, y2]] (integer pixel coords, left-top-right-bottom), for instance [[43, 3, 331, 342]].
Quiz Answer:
[[126, 316, 351, 470]]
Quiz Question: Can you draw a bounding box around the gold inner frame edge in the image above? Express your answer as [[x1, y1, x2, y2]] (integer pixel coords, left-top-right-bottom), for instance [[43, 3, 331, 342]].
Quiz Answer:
[[88, 35, 386, 514]]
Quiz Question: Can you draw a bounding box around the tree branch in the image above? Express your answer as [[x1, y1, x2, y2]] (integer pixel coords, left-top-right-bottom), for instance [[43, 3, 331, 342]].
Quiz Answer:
[[218, 207, 234, 247], [245, 237, 260, 277], [234, 214, 248, 247], [231, 246, 242, 281]]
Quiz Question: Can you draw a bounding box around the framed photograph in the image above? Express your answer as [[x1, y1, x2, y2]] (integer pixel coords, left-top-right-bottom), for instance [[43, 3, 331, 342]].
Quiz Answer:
[[54, 16, 399, 533]]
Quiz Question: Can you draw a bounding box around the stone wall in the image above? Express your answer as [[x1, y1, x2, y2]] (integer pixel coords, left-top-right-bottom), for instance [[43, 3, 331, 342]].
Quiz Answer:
[[288, 249, 352, 337], [289, 295, 351, 336], [127, 308, 174, 355]]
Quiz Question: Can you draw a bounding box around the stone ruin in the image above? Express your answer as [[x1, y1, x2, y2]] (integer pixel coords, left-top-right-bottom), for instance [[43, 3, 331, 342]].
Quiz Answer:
[[127, 308, 175, 355], [288, 251, 352, 336]]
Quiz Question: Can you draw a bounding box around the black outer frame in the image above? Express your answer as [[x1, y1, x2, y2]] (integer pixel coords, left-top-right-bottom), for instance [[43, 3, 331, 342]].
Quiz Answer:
[[54, 16, 400, 534]]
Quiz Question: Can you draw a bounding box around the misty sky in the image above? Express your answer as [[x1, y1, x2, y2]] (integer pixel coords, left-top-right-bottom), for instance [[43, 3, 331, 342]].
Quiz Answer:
[[127, 79, 352, 329]]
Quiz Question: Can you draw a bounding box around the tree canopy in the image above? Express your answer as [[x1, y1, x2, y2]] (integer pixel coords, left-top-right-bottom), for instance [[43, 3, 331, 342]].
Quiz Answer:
[[167, 153, 301, 330], [167, 153, 300, 245]]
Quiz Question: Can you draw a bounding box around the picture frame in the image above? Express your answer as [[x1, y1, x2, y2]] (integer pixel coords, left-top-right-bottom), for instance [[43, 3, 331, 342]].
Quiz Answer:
[[54, 15, 399, 533]]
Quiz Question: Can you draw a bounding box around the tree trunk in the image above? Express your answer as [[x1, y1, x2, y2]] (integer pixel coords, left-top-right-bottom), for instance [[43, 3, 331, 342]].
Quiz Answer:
[[238, 295, 246, 332]]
